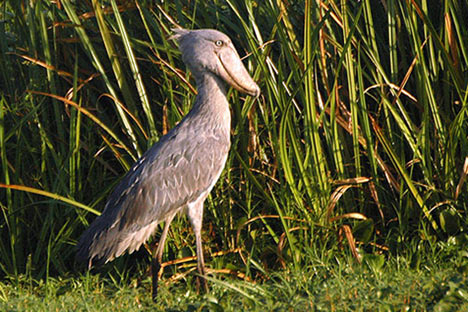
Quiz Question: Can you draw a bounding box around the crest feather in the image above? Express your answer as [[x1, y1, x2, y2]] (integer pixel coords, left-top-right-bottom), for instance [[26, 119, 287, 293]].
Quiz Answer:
[[169, 28, 190, 41]]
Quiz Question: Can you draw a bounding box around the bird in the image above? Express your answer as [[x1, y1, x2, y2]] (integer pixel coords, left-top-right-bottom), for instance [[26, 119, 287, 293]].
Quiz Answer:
[[75, 28, 260, 300]]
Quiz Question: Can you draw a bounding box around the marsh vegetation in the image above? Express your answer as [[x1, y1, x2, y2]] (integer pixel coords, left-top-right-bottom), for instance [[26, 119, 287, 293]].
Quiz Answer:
[[1, 0, 467, 310]]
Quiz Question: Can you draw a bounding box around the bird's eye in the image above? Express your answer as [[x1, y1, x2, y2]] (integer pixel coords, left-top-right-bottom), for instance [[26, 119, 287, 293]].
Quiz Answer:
[[215, 40, 223, 47]]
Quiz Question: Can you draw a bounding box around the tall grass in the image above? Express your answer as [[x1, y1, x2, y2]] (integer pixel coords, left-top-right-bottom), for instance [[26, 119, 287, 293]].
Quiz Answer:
[[0, 0, 467, 285]]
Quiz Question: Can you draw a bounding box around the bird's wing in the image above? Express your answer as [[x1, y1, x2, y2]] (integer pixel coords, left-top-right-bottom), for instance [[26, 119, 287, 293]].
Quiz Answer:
[[76, 122, 230, 266], [114, 128, 228, 229]]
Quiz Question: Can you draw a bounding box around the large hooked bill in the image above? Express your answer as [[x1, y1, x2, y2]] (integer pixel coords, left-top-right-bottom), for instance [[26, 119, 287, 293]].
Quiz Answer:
[[217, 45, 260, 98]]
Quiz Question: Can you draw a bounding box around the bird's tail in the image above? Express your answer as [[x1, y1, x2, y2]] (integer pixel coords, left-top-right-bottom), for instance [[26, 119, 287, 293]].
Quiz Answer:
[[76, 216, 160, 269]]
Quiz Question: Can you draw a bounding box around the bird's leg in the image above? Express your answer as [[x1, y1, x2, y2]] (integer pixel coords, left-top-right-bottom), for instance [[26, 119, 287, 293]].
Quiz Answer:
[[194, 223, 209, 293], [152, 212, 176, 301], [187, 200, 209, 293]]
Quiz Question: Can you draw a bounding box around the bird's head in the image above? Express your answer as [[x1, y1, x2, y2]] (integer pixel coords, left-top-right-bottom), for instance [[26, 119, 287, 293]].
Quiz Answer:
[[170, 28, 260, 97]]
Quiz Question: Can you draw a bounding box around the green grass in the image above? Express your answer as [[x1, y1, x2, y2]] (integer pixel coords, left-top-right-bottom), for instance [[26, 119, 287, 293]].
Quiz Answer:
[[1, 0, 468, 310], [1, 244, 468, 311]]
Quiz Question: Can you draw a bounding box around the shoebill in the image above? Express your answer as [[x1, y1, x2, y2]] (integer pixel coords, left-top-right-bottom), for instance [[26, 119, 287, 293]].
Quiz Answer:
[[76, 28, 260, 299]]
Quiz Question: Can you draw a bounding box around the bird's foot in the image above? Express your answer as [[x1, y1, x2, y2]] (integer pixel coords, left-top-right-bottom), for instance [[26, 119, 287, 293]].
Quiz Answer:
[[195, 274, 209, 294], [151, 259, 162, 301]]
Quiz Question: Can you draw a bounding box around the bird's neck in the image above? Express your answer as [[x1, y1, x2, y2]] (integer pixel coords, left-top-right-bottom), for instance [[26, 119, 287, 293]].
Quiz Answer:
[[194, 72, 228, 107], [191, 72, 231, 126]]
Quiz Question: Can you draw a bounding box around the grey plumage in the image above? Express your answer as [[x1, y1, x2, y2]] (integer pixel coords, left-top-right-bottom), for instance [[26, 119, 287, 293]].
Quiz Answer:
[[75, 28, 259, 297]]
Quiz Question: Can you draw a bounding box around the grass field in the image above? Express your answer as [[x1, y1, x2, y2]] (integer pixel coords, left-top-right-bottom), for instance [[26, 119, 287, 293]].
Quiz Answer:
[[1, 0, 468, 310], [2, 247, 467, 311]]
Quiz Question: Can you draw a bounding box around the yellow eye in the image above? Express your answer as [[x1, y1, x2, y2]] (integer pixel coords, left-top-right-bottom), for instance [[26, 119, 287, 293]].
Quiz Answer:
[[215, 40, 223, 47]]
